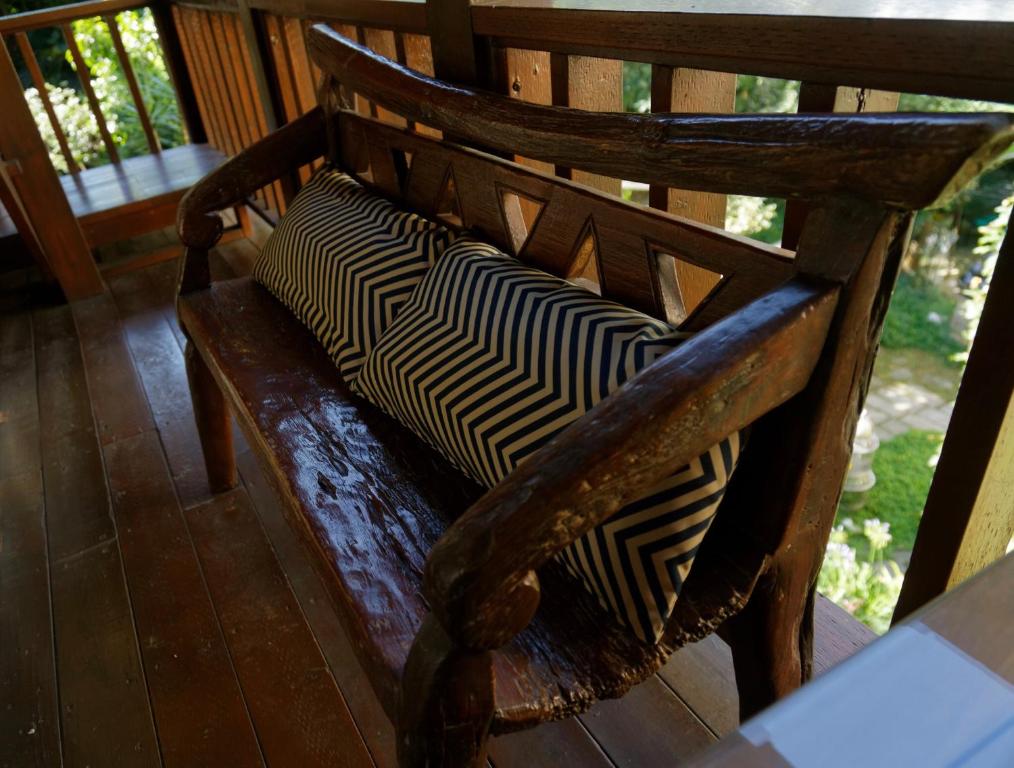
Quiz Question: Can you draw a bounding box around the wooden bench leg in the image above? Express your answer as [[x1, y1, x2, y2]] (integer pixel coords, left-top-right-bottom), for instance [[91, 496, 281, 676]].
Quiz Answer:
[[726, 557, 816, 721], [185, 340, 237, 493], [397, 615, 494, 768]]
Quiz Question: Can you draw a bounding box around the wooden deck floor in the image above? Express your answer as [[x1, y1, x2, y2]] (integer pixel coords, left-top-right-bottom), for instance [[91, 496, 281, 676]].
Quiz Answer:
[[0, 144, 225, 247], [0, 228, 876, 768]]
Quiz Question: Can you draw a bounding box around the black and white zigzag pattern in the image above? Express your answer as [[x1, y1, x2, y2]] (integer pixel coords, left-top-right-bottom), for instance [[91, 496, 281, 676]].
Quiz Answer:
[[253, 166, 454, 381], [354, 239, 741, 642]]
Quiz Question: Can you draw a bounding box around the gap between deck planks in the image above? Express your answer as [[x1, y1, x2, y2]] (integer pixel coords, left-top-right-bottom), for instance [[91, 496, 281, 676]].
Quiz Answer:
[[1, 228, 875, 768]]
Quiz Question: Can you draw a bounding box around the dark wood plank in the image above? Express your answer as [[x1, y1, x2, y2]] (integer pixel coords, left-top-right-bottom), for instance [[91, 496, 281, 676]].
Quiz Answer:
[[0, 470, 60, 767], [658, 635, 739, 738], [71, 292, 154, 444], [235, 447, 399, 768], [108, 269, 213, 507], [33, 304, 115, 561], [103, 431, 265, 767], [578, 676, 715, 766], [658, 596, 877, 738], [50, 541, 161, 768], [468, 0, 1014, 103], [0, 310, 38, 478], [184, 486, 376, 768], [0, 309, 60, 767]]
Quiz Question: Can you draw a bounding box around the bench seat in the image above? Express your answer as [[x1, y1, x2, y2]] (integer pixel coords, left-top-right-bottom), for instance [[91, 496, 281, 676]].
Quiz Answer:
[[179, 276, 678, 731]]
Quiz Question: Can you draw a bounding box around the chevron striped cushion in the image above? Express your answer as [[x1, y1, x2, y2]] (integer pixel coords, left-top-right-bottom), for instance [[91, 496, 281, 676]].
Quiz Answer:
[[353, 238, 741, 643], [253, 166, 454, 381]]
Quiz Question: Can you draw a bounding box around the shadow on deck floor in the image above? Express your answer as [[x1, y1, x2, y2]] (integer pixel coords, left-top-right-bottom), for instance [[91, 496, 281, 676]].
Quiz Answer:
[[0, 228, 875, 767]]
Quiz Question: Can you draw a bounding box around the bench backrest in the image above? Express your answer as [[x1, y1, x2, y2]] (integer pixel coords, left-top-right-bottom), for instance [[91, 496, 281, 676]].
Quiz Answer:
[[307, 24, 1012, 329]]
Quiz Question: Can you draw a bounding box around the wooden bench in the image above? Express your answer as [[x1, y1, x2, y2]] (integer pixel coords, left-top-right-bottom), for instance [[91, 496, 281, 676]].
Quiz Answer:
[[175, 25, 1013, 768]]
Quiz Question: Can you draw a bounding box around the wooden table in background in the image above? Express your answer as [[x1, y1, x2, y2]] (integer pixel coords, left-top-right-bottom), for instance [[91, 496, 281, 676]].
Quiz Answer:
[[690, 554, 1014, 767]]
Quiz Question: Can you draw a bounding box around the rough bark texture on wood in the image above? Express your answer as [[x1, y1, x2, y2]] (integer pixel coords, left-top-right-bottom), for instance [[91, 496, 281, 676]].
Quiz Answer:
[[306, 26, 1013, 209]]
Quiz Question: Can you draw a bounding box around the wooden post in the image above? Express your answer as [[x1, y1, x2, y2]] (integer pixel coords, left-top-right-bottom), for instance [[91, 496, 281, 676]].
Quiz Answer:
[[650, 67, 736, 312], [894, 228, 1014, 621], [782, 83, 900, 250], [426, 0, 488, 87], [0, 39, 103, 300], [151, 0, 206, 143]]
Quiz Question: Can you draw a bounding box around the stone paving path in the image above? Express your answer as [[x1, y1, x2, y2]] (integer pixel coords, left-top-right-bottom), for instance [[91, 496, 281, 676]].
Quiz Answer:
[[865, 348, 961, 442]]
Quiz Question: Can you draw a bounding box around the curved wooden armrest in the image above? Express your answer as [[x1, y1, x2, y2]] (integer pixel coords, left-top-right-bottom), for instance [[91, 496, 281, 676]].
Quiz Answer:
[[422, 278, 840, 649], [177, 107, 327, 250]]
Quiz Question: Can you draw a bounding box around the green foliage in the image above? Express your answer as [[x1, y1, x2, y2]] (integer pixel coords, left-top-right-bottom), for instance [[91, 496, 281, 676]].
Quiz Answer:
[[881, 273, 964, 363], [735, 76, 799, 113], [622, 61, 651, 113], [845, 430, 943, 553], [24, 83, 107, 172], [68, 10, 184, 159], [19, 8, 184, 171], [818, 519, 904, 634]]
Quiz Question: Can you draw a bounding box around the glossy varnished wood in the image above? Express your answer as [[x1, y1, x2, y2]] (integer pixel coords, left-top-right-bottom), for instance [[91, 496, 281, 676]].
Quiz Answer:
[[1, 231, 880, 767], [172, 27, 1013, 766]]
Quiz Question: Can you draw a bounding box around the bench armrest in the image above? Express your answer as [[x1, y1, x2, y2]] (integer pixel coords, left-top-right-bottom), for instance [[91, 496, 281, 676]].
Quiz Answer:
[[422, 278, 839, 649], [177, 106, 327, 249]]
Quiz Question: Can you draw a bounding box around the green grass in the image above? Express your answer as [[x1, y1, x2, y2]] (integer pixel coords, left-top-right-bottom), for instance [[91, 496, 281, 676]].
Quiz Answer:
[[839, 430, 943, 554], [881, 274, 964, 365]]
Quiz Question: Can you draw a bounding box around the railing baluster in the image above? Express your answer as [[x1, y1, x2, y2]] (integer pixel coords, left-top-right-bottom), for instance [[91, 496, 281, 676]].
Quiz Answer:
[[103, 13, 160, 154], [61, 22, 119, 163], [13, 32, 80, 173]]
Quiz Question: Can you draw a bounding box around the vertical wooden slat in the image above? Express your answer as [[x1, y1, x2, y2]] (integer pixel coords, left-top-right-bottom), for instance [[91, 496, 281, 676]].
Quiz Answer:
[[209, 12, 256, 152], [194, 12, 243, 156], [0, 41, 103, 300], [264, 14, 301, 124], [61, 24, 119, 163], [427, 0, 486, 86], [104, 13, 160, 154], [233, 8, 286, 213], [175, 7, 226, 151], [221, 12, 273, 211], [283, 15, 317, 115], [550, 53, 622, 196], [151, 0, 206, 143], [14, 33, 79, 173], [650, 66, 737, 312], [264, 13, 312, 186], [894, 227, 1014, 621], [182, 8, 229, 152]]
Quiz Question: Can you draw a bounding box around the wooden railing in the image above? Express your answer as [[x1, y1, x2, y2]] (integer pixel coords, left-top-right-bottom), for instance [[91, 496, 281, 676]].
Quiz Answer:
[[2, 0, 1011, 624], [0, 0, 203, 172]]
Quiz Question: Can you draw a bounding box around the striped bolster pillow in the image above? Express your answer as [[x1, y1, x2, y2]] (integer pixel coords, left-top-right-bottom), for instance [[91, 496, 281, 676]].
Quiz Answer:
[[253, 165, 455, 382], [353, 237, 741, 643]]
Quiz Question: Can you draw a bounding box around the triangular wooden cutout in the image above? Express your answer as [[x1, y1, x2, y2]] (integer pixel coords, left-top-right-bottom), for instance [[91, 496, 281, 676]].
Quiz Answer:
[[434, 165, 463, 227], [648, 242, 724, 324], [566, 217, 603, 290], [497, 184, 546, 256], [390, 148, 413, 192]]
